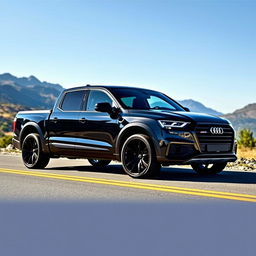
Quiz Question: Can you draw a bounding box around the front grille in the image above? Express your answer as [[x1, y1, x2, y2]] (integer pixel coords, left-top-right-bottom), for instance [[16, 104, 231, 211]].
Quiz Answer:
[[195, 123, 234, 153]]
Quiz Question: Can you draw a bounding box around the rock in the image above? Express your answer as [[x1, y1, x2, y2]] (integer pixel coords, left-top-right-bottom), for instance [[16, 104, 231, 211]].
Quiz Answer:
[[6, 144, 14, 150]]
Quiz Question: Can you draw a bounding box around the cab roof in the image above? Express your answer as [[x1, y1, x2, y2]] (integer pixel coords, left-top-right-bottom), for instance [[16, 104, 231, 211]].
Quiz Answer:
[[63, 85, 154, 92]]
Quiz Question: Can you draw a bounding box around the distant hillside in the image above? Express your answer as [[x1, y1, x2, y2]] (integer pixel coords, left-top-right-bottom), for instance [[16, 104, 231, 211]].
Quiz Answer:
[[0, 73, 63, 91], [223, 103, 256, 134], [0, 73, 64, 109], [0, 104, 32, 135], [178, 99, 223, 116]]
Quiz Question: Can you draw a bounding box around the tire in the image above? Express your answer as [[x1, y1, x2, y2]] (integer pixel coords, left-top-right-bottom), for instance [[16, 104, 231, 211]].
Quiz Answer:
[[191, 162, 227, 175], [22, 133, 50, 169], [121, 134, 161, 178], [88, 159, 111, 167]]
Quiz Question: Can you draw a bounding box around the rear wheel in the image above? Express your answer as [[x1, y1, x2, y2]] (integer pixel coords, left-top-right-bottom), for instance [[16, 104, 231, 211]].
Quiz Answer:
[[88, 159, 111, 167], [191, 162, 227, 175], [22, 133, 50, 169], [121, 134, 161, 178]]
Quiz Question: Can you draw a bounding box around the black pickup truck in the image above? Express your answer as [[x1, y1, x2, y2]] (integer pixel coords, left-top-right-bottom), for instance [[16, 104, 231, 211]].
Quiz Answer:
[[12, 85, 237, 178]]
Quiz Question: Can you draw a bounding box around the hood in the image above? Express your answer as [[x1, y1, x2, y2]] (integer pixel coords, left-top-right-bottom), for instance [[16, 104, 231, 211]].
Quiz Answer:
[[126, 110, 229, 124]]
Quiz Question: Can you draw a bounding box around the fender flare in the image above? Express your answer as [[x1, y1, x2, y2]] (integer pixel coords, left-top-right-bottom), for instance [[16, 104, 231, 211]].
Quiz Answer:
[[114, 122, 160, 160], [19, 122, 49, 153]]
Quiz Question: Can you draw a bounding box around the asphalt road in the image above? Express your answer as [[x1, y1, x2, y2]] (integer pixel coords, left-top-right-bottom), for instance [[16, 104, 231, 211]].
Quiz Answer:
[[0, 154, 256, 202]]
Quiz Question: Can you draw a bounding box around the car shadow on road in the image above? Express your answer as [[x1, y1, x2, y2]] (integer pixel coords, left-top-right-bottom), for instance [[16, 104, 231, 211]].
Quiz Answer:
[[45, 164, 256, 184], [46, 164, 125, 175], [158, 167, 256, 184]]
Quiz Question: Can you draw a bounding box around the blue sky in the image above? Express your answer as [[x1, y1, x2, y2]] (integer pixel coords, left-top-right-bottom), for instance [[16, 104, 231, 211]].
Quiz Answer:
[[0, 0, 255, 113]]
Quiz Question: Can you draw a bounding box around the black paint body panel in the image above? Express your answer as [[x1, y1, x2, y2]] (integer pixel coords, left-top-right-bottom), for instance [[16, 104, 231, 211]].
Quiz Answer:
[[13, 86, 237, 165]]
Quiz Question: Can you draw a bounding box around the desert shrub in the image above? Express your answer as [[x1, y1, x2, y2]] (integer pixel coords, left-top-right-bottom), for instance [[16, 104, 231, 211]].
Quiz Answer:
[[0, 121, 10, 132], [237, 129, 256, 148], [0, 135, 12, 148]]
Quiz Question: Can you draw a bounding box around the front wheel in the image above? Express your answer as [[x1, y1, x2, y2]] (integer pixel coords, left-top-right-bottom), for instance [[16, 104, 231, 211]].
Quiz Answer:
[[88, 159, 111, 167], [121, 134, 161, 178], [191, 162, 227, 175], [22, 133, 50, 169]]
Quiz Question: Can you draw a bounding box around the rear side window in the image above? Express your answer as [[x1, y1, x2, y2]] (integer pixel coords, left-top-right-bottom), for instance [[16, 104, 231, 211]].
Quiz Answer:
[[61, 90, 86, 111]]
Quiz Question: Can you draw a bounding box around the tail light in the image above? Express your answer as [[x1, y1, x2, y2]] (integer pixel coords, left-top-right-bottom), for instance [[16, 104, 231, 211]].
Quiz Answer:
[[12, 119, 17, 132]]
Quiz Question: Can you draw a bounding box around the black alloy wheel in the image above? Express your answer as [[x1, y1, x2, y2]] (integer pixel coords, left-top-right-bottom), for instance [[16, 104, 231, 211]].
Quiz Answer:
[[22, 133, 50, 169], [121, 134, 161, 178], [88, 159, 111, 167], [191, 162, 227, 175]]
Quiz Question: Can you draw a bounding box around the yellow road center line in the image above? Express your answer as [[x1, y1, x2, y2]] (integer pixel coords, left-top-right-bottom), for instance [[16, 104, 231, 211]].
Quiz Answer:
[[1, 168, 255, 199], [0, 168, 255, 202]]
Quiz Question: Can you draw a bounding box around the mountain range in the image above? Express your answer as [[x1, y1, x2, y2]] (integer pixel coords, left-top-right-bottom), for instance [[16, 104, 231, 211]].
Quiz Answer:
[[0, 73, 255, 135], [178, 99, 222, 116], [223, 103, 256, 134], [0, 73, 62, 109]]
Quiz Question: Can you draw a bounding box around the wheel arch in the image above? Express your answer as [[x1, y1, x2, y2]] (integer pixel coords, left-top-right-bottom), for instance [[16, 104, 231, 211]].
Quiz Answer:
[[115, 123, 159, 161], [20, 122, 49, 153]]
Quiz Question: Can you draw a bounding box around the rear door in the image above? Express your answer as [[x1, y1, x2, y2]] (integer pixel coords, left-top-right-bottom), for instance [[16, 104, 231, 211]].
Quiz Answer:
[[76, 89, 121, 159], [48, 89, 87, 156]]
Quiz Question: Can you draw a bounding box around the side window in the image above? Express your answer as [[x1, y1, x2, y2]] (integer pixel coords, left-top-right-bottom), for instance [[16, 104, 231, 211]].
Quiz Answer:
[[86, 90, 114, 111], [61, 90, 86, 111]]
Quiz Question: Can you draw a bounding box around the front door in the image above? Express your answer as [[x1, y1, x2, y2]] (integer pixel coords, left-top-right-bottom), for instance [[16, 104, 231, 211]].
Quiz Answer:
[[76, 89, 121, 159]]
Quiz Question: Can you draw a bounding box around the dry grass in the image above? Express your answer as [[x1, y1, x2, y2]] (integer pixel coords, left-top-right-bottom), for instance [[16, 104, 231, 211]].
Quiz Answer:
[[238, 147, 256, 159], [1, 113, 12, 118], [4, 132, 13, 136]]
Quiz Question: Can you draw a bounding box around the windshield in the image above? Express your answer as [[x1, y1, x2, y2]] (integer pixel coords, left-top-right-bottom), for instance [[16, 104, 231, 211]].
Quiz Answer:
[[110, 88, 185, 111]]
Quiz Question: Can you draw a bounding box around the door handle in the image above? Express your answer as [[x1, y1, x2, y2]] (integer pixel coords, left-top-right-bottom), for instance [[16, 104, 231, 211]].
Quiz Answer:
[[79, 118, 86, 124], [53, 117, 58, 123]]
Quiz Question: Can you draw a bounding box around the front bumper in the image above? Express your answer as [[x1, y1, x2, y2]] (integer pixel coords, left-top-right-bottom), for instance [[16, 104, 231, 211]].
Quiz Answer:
[[184, 153, 237, 164], [156, 130, 237, 165]]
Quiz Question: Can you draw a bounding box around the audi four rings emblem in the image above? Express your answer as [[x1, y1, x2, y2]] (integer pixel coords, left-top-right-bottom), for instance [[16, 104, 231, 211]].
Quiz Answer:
[[210, 127, 224, 134]]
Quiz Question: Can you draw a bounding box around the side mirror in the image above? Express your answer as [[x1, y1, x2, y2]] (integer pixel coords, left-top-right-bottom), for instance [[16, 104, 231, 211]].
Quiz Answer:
[[95, 102, 112, 113], [184, 107, 190, 112]]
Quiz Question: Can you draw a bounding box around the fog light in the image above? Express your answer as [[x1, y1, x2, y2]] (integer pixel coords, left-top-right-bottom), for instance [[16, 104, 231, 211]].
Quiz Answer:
[[179, 132, 191, 139], [169, 131, 194, 140]]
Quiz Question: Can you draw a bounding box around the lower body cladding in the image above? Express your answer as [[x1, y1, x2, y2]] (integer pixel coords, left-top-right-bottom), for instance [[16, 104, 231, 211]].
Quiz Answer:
[[156, 131, 237, 165]]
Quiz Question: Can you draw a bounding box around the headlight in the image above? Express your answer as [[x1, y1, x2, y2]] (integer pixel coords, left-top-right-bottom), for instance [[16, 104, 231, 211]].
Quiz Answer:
[[158, 120, 190, 129]]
